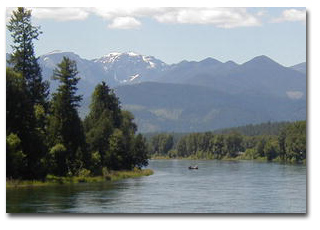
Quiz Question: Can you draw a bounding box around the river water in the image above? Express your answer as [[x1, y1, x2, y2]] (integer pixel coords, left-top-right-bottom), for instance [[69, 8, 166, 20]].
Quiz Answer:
[[6, 160, 306, 213]]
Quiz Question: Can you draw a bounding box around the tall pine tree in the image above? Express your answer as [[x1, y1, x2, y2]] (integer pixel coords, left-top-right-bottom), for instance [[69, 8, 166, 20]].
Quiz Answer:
[[7, 7, 49, 179], [84, 81, 122, 172], [85, 81, 149, 171], [48, 57, 88, 176], [7, 7, 49, 109]]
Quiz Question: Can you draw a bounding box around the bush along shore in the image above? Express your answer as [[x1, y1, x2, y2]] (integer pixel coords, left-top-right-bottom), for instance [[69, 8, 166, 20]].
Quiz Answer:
[[6, 168, 154, 188]]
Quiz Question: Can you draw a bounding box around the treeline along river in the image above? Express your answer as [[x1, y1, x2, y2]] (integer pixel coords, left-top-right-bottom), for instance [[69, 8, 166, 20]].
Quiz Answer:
[[7, 160, 306, 213]]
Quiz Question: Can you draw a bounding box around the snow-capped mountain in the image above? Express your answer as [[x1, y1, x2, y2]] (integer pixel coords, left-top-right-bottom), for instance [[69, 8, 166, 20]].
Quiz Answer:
[[38, 51, 113, 108], [93, 51, 168, 83], [6, 50, 306, 130], [39, 50, 108, 84], [34, 50, 171, 116]]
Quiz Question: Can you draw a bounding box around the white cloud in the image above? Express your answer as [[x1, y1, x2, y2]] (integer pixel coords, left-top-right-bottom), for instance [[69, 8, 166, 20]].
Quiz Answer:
[[154, 8, 261, 28], [256, 10, 267, 17], [6, 7, 261, 29], [31, 8, 89, 21], [108, 17, 141, 29], [272, 9, 306, 23]]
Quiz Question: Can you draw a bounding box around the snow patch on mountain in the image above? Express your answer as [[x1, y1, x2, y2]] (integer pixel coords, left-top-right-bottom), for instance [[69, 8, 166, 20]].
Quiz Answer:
[[129, 74, 140, 81], [286, 91, 304, 99], [92, 52, 169, 84]]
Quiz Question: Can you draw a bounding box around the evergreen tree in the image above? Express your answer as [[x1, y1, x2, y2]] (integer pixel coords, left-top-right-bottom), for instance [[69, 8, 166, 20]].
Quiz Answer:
[[6, 68, 30, 136], [107, 129, 127, 170], [225, 132, 243, 157], [85, 81, 122, 128], [6, 133, 26, 179], [7, 7, 49, 109], [48, 57, 88, 176], [284, 121, 306, 161], [85, 82, 149, 171], [213, 134, 225, 159], [84, 81, 122, 171], [6, 7, 49, 179], [264, 138, 279, 161], [132, 134, 149, 169], [278, 128, 287, 161], [118, 110, 138, 169]]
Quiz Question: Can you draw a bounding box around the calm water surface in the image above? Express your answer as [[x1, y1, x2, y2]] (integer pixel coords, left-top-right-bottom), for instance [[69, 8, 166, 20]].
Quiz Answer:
[[6, 160, 306, 213]]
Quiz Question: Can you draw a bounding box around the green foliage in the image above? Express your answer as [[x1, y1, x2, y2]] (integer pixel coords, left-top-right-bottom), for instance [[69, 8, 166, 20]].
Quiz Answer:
[[243, 148, 257, 160], [6, 133, 26, 178], [6, 7, 49, 179], [47, 57, 88, 175], [85, 82, 149, 172], [284, 121, 306, 162], [91, 151, 102, 175], [7, 7, 49, 108], [77, 168, 91, 177], [107, 129, 127, 170], [84, 81, 122, 171], [46, 144, 67, 176], [264, 138, 279, 161], [150, 133, 174, 155], [6, 68, 30, 136], [132, 134, 149, 169], [88, 81, 122, 127], [225, 132, 243, 157], [6, 8, 150, 181], [214, 121, 291, 136], [148, 121, 306, 163], [213, 134, 226, 159]]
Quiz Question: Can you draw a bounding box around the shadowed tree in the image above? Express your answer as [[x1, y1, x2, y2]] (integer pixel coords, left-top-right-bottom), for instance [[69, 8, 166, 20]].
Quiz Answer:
[[6, 7, 49, 179], [7, 7, 49, 109], [84, 81, 123, 173], [47, 57, 88, 176]]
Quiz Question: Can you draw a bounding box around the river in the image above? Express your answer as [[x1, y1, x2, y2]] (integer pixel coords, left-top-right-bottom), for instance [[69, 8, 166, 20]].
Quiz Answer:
[[6, 160, 306, 213]]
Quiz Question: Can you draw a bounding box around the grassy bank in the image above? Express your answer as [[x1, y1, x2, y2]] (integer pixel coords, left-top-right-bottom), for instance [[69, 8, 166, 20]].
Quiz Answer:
[[6, 168, 154, 188]]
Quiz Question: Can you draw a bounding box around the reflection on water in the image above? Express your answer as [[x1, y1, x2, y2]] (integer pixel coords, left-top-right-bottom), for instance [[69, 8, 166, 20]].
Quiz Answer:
[[7, 160, 306, 213]]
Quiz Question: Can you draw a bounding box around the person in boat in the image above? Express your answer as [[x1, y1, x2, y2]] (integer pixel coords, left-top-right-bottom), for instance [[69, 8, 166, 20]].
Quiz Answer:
[[188, 165, 198, 169]]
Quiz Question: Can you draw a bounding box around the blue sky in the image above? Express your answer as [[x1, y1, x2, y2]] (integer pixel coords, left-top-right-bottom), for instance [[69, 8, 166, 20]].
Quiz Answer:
[[6, 7, 306, 66]]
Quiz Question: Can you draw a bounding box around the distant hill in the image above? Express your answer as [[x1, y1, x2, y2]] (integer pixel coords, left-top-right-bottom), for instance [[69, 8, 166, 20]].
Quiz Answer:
[[290, 62, 306, 75], [159, 55, 306, 99], [6, 51, 306, 132], [115, 82, 306, 132], [213, 121, 292, 136]]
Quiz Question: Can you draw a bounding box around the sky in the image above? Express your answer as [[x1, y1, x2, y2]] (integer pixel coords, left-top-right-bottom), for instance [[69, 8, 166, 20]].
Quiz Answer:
[[5, 7, 306, 67], [3, 1, 320, 230]]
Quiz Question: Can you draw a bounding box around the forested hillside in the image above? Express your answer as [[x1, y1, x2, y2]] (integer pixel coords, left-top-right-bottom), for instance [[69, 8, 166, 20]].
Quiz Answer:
[[213, 121, 291, 136]]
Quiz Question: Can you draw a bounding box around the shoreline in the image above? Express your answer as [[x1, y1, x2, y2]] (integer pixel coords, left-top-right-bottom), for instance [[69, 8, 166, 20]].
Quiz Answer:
[[6, 168, 154, 189], [150, 155, 306, 164]]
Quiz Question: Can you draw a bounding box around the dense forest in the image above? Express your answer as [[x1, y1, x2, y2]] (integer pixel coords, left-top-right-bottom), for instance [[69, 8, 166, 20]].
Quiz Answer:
[[6, 8, 149, 180], [213, 121, 291, 136], [148, 120, 306, 162]]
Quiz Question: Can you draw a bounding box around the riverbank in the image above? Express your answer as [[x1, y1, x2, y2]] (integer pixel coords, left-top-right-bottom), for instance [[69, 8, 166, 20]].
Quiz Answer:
[[150, 155, 306, 164], [6, 168, 154, 188]]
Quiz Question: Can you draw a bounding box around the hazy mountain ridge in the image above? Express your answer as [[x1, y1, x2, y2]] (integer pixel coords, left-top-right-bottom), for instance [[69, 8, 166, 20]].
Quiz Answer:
[[115, 81, 305, 132], [159, 55, 306, 99], [93, 51, 169, 84], [6, 51, 306, 132], [290, 62, 306, 74]]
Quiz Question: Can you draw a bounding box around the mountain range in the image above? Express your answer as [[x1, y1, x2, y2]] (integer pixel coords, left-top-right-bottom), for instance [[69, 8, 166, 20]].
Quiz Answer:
[[6, 51, 306, 132]]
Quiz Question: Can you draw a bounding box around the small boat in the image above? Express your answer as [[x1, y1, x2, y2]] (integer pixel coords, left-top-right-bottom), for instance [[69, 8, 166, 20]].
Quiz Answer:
[[188, 165, 198, 170]]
